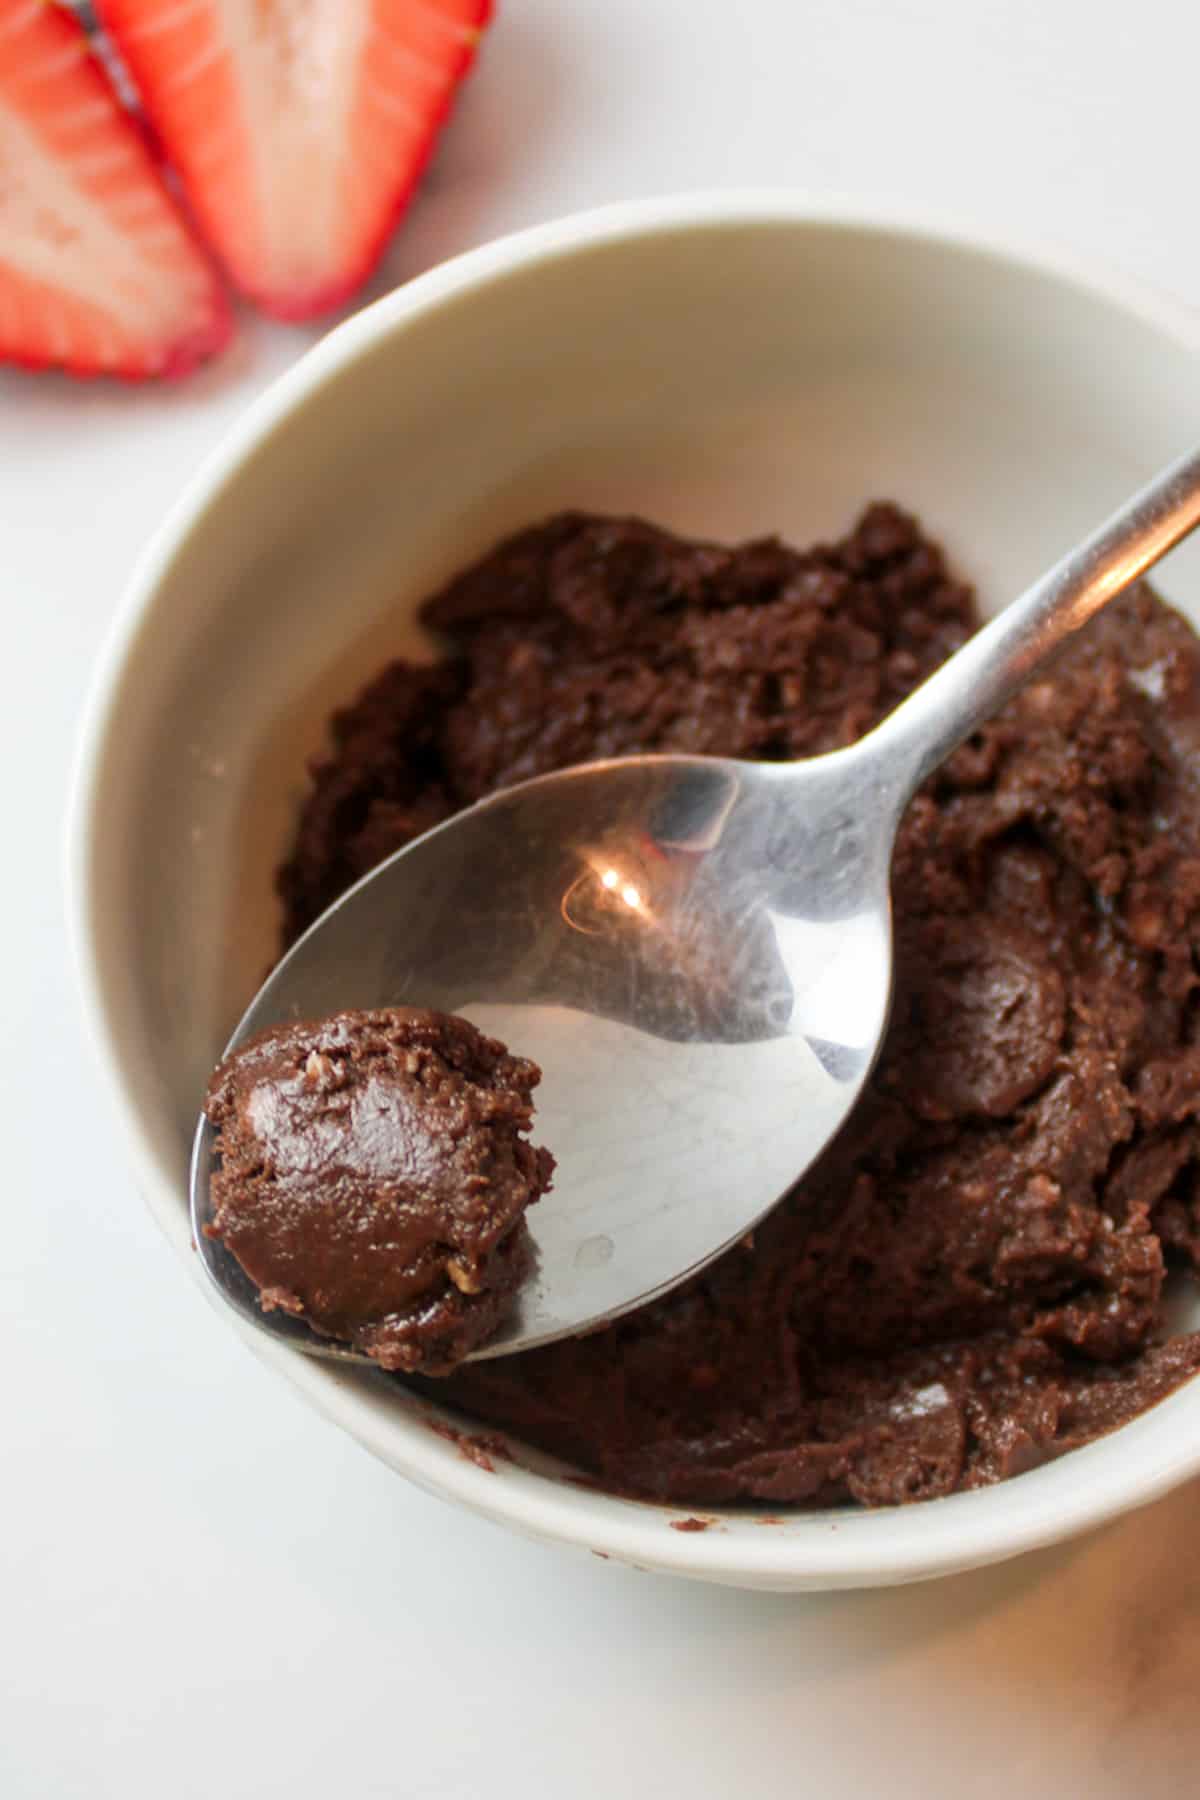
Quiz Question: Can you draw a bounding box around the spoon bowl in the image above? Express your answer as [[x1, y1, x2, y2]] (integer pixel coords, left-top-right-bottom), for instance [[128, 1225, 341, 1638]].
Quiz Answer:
[[191, 746, 897, 1360]]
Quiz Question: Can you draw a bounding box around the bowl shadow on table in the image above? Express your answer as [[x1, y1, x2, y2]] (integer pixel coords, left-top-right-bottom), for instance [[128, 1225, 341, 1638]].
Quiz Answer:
[[588, 1477, 1200, 1761], [284, 1440, 1200, 1788]]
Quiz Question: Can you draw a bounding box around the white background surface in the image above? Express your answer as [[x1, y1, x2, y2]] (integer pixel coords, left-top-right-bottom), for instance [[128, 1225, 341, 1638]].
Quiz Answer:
[[6, 2, 1200, 1794]]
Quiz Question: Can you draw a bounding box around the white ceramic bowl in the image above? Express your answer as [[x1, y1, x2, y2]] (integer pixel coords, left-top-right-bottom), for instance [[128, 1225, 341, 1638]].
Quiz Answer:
[[69, 193, 1200, 1590]]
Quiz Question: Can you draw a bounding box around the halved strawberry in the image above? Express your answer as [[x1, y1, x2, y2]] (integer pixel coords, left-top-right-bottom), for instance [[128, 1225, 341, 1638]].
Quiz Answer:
[[96, 0, 494, 321], [0, 0, 230, 378]]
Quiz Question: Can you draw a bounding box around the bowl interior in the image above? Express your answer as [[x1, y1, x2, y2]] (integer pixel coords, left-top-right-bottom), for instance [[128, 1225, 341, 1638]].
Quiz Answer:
[[78, 206, 1200, 1585]]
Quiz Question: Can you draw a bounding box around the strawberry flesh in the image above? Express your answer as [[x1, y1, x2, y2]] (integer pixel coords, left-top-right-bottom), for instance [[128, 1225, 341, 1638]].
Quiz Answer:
[[97, 0, 494, 321], [0, 0, 231, 378]]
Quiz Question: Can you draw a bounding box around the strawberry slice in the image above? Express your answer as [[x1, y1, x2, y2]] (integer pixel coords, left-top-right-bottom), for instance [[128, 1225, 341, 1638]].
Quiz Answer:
[[96, 0, 494, 321], [0, 0, 230, 378]]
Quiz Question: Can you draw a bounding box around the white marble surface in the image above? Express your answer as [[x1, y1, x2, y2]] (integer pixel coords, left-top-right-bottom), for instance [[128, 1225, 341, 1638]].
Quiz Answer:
[[5, 1, 1200, 1794]]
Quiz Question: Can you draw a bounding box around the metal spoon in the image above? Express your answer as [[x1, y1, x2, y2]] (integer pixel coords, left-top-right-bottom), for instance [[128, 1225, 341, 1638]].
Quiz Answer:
[[191, 446, 1200, 1368]]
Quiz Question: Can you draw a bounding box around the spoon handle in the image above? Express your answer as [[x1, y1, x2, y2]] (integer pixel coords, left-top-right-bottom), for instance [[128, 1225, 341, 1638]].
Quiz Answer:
[[862, 443, 1200, 798]]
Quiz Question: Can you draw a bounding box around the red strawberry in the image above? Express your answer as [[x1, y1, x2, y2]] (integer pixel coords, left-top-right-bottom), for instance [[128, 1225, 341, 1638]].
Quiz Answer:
[[0, 0, 230, 378], [96, 0, 494, 321]]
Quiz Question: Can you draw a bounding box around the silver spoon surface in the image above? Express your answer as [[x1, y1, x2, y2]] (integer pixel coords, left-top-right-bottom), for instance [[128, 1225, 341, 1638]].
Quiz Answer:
[[192, 446, 1200, 1366]]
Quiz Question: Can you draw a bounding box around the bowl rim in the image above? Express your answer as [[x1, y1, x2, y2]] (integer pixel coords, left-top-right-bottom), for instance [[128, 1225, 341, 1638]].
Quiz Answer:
[[65, 188, 1200, 1587]]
